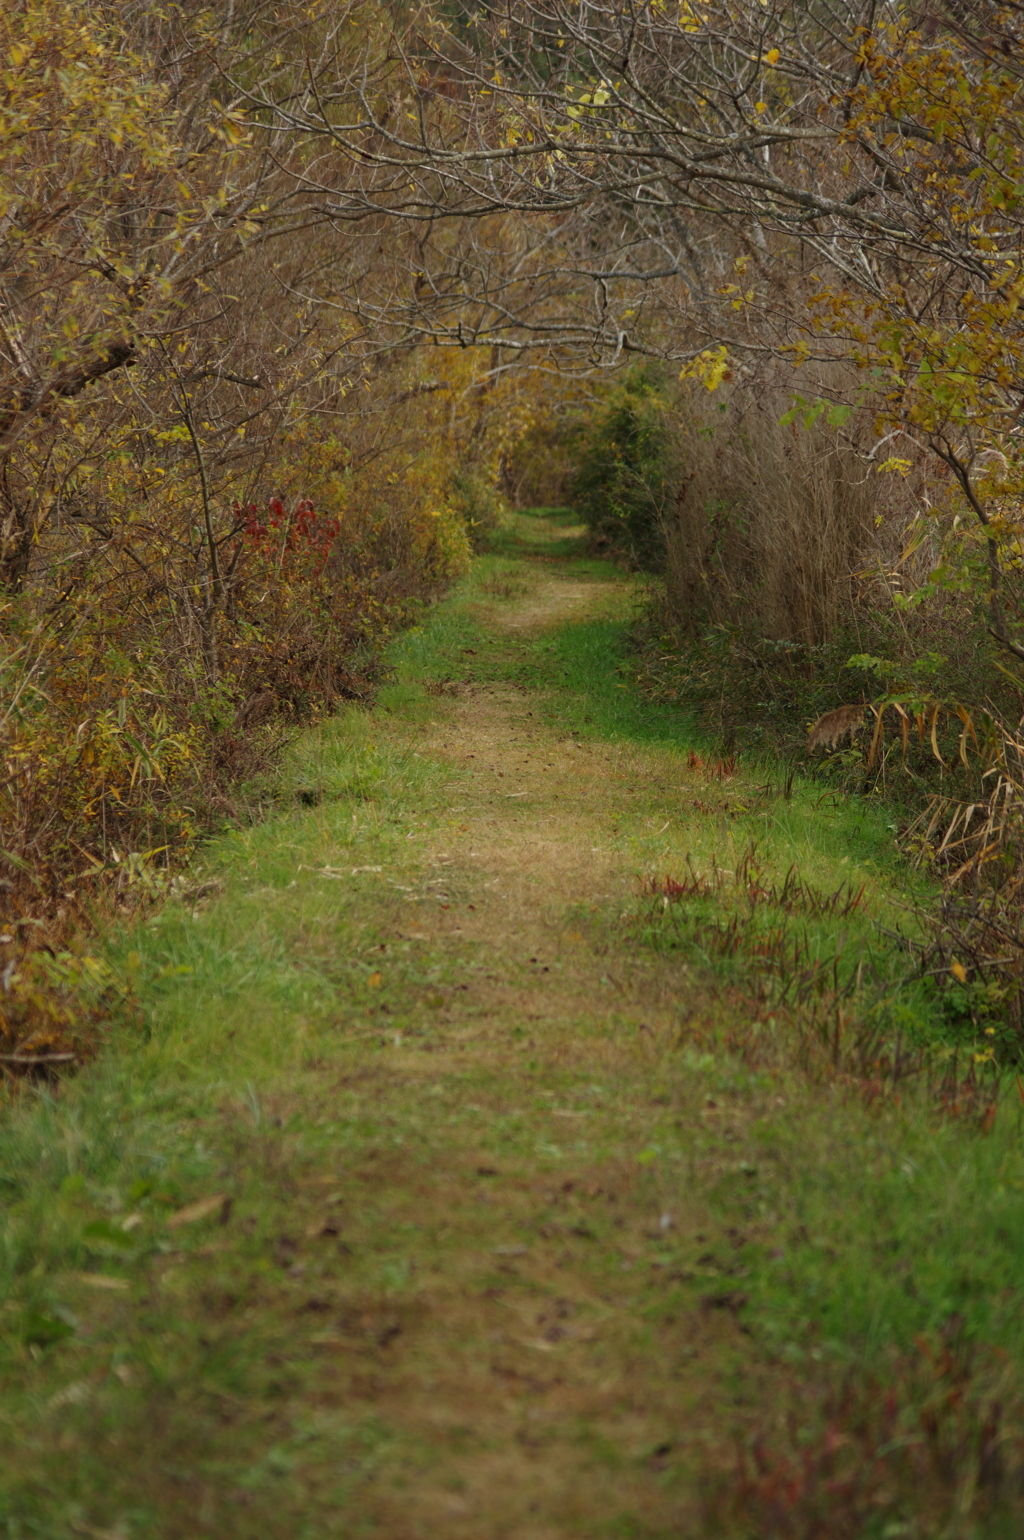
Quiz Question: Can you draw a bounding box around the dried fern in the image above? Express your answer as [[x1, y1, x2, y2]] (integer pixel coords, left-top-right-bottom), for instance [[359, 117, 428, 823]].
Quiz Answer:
[[807, 703, 865, 751]]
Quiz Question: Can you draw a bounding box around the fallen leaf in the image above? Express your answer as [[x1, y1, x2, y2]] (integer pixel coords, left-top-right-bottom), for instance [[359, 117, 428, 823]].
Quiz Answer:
[[166, 1194, 229, 1229], [367, 971, 383, 988], [77, 1273, 129, 1291], [700, 1291, 749, 1314]]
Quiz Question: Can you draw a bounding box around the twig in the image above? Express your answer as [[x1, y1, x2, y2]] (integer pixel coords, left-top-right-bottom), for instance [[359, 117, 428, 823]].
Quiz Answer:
[[0, 1052, 77, 1065]]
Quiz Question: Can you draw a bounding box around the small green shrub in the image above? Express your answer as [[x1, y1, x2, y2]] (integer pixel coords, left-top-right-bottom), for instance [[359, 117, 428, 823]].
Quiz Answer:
[[570, 363, 677, 567], [447, 469, 508, 551]]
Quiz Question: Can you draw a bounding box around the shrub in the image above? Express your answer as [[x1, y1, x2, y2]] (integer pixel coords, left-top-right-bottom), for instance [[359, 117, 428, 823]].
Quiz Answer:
[[570, 364, 678, 567], [0, 396, 478, 1070], [446, 469, 507, 551]]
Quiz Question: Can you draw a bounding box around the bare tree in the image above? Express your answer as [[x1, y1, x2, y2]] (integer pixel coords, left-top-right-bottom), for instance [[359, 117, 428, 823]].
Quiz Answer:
[[229, 0, 1024, 652]]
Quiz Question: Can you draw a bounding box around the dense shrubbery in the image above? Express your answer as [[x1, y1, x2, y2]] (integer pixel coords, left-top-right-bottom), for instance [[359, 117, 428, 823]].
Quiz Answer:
[[0, 1, 521, 1064], [578, 373, 1024, 1035], [447, 469, 509, 552], [569, 364, 677, 567], [0, 396, 476, 1058]]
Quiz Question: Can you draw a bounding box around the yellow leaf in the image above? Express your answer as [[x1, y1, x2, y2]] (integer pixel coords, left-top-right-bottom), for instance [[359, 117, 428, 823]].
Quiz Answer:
[[680, 344, 730, 392], [929, 704, 945, 767], [951, 961, 967, 983], [367, 970, 383, 988]]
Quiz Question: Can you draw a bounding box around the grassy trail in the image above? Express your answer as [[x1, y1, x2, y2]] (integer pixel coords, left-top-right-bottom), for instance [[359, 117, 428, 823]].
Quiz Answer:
[[4, 512, 1024, 1538]]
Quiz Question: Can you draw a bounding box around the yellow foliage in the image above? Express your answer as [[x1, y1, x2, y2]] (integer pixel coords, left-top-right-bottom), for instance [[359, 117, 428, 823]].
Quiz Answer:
[[680, 345, 731, 392]]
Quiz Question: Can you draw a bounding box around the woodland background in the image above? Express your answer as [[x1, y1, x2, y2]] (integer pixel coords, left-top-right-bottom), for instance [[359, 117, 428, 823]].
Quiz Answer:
[[6, 0, 1024, 1058]]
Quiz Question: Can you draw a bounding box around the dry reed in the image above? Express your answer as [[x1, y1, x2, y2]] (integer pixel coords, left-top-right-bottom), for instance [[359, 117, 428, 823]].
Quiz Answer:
[[664, 379, 881, 644]]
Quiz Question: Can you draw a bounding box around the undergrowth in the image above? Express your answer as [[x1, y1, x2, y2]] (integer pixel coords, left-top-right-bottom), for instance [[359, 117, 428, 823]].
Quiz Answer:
[[710, 1331, 1024, 1539], [0, 530, 1021, 1535], [629, 844, 1006, 1094]]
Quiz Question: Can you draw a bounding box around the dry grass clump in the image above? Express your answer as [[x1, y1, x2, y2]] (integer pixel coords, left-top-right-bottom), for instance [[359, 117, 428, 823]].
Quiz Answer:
[[664, 374, 883, 646], [637, 364, 1016, 781], [905, 721, 1024, 1038]]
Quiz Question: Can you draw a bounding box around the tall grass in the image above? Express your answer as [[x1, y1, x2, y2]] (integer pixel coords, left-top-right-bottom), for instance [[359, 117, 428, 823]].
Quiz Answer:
[[665, 381, 880, 645]]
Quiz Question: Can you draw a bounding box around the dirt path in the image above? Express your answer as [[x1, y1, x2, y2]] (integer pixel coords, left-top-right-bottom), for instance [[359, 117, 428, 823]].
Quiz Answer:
[[5, 516, 1022, 1539], [5, 520, 937, 1538], [262, 559, 765, 1537], [392, 568, 691, 1067]]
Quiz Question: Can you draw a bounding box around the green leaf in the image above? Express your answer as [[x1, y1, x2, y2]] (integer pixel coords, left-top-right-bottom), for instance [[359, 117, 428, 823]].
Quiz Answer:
[[21, 1307, 76, 1348], [846, 654, 892, 673], [82, 1219, 137, 1254], [780, 395, 852, 430]]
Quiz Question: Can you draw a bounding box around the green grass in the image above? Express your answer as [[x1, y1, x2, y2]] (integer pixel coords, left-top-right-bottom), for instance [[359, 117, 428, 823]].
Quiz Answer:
[[0, 520, 1021, 1536], [483, 504, 590, 559], [744, 1094, 1024, 1357]]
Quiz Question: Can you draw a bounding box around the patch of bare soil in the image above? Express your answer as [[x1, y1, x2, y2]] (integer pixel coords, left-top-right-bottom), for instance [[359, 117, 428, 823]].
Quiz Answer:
[[484, 575, 622, 633]]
